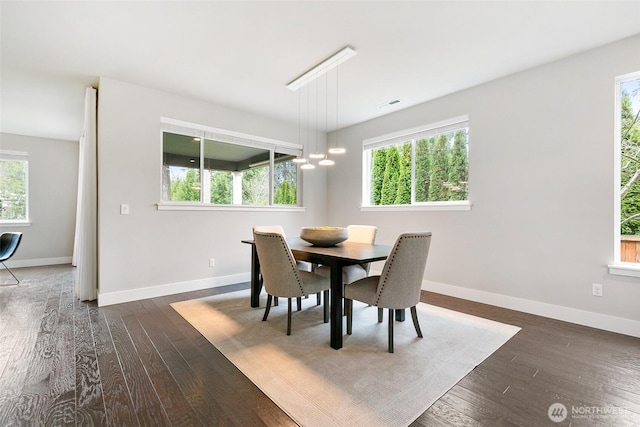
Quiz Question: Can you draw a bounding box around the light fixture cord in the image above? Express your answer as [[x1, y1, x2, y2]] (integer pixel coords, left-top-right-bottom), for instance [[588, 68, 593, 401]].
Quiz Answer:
[[298, 86, 302, 156], [335, 61, 339, 149], [307, 84, 310, 154], [325, 71, 329, 147], [315, 78, 319, 154]]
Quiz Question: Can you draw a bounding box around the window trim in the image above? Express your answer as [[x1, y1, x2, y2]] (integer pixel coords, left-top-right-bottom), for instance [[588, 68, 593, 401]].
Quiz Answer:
[[361, 115, 471, 211], [0, 150, 29, 224], [156, 202, 305, 212], [609, 71, 640, 277], [159, 117, 303, 209]]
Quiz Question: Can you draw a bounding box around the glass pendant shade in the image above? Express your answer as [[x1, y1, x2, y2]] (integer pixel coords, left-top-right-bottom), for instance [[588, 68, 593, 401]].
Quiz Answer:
[[309, 152, 325, 159], [300, 163, 315, 170], [319, 158, 335, 166], [328, 147, 346, 154]]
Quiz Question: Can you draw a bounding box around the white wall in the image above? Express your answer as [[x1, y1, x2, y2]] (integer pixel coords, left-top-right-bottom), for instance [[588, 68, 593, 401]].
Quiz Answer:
[[0, 132, 78, 266], [97, 78, 328, 304], [326, 35, 640, 336]]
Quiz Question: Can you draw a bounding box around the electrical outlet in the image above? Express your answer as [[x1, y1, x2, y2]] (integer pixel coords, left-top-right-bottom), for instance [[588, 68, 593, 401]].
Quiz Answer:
[[120, 204, 130, 215], [592, 283, 603, 297], [209, 258, 216, 267]]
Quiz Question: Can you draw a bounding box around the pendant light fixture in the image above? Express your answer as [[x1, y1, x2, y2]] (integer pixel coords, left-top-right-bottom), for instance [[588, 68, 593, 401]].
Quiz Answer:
[[292, 88, 307, 164], [300, 162, 315, 170], [300, 85, 316, 169], [318, 155, 335, 166], [319, 73, 335, 166], [309, 79, 325, 160], [287, 46, 356, 169], [328, 59, 346, 155]]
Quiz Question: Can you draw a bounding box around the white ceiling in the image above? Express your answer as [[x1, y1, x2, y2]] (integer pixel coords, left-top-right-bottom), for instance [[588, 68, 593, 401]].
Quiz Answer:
[[1, 1, 639, 142]]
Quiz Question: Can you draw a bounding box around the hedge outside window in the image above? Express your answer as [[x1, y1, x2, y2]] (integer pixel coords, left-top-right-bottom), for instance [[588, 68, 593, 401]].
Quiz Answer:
[[363, 116, 469, 207]]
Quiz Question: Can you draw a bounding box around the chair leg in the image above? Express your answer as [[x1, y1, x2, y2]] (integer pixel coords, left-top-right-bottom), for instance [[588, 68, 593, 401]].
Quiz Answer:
[[411, 306, 423, 338], [323, 289, 329, 323], [377, 307, 383, 323], [262, 294, 272, 321], [345, 298, 353, 335], [388, 308, 394, 353], [316, 292, 321, 305], [274, 297, 279, 306], [0, 261, 19, 285], [297, 297, 302, 311], [287, 298, 293, 335]]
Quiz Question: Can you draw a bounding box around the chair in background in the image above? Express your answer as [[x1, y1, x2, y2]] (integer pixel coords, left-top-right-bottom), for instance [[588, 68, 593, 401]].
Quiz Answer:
[[316, 224, 378, 285], [344, 232, 432, 353], [253, 230, 330, 335], [0, 232, 23, 285]]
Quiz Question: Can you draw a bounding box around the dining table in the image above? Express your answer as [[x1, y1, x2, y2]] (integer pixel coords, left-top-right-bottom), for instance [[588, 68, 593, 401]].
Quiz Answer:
[[242, 237, 391, 349]]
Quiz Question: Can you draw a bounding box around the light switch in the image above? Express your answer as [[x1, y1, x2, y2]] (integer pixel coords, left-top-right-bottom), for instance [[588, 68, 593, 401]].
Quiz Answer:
[[120, 204, 130, 215]]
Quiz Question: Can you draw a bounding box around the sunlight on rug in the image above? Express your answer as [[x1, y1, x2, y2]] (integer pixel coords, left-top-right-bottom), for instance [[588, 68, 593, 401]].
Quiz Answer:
[[171, 290, 520, 427]]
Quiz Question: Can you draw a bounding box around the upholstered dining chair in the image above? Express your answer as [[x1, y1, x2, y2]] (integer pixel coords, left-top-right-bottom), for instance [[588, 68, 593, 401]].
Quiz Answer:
[[0, 232, 23, 285], [253, 225, 313, 272], [344, 232, 432, 353], [316, 224, 378, 285], [253, 230, 331, 335], [253, 225, 314, 308]]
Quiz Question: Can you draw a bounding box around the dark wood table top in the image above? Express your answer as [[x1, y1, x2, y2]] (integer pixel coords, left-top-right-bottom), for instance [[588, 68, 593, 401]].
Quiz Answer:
[[287, 237, 390, 264], [242, 237, 390, 264]]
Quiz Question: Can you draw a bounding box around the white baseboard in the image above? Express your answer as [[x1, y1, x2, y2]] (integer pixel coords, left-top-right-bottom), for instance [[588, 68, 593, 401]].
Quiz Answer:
[[3, 257, 72, 268], [97, 272, 251, 307], [422, 279, 640, 338], [97, 269, 640, 338]]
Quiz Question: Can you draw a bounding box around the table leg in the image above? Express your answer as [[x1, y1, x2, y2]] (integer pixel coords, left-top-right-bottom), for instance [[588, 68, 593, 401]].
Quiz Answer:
[[250, 244, 261, 308], [330, 262, 344, 349]]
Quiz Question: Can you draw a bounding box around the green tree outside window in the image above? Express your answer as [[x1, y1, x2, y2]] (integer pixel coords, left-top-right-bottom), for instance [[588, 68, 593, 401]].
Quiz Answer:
[[368, 125, 469, 206]]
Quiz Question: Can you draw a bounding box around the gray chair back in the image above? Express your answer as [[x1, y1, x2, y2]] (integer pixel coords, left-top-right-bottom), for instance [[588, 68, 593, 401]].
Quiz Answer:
[[375, 232, 432, 309], [253, 225, 287, 236], [253, 231, 305, 298], [346, 225, 377, 273]]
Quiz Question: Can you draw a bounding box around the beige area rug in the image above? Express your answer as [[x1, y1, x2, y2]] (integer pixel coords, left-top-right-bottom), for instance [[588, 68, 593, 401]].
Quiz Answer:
[[171, 290, 520, 427]]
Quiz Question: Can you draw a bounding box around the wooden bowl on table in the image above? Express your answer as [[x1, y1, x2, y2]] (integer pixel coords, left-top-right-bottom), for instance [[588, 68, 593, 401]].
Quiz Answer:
[[300, 226, 348, 247]]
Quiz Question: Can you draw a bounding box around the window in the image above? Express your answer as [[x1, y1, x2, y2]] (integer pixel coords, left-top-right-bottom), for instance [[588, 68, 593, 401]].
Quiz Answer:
[[0, 150, 29, 223], [160, 118, 301, 209], [614, 72, 640, 271], [362, 116, 469, 209]]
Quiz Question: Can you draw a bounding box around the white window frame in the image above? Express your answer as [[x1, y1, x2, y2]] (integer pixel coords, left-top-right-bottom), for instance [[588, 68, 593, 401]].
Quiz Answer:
[[610, 71, 640, 277], [0, 150, 29, 225], [158, 117, 305, 212], [361, 115, 471, 211]]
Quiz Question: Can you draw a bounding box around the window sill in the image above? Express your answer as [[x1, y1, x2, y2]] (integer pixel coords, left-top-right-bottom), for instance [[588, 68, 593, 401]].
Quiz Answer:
[[156, 203, 305, 213], [360, 201, 471, 212], [608, 263, 640, 278], [0, 221, 31, 227]]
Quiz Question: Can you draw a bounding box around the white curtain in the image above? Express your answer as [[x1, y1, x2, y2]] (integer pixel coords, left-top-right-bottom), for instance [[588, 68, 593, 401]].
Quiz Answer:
[[73, 87, 98, 301]]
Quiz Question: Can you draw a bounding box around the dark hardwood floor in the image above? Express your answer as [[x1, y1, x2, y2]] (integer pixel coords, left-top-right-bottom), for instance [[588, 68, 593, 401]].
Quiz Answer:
[[0, 265, 638, 426]]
